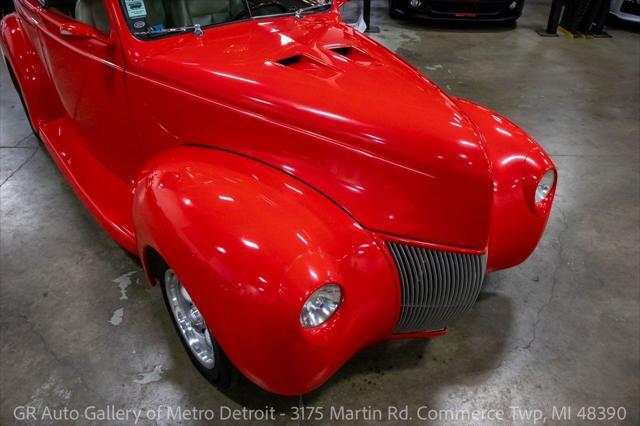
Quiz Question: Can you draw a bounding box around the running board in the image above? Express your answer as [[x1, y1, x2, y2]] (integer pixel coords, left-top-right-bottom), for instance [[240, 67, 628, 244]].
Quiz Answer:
[[38, 118, 137, 253]]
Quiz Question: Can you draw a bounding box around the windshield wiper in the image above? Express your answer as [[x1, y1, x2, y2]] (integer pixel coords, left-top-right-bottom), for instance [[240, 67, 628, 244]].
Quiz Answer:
[[135, 23, 204, 37], [294, 2, 332, 19]]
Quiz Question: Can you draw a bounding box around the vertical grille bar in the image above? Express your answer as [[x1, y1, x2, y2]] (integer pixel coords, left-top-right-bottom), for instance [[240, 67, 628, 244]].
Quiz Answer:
[[388, 242, 487, 334]]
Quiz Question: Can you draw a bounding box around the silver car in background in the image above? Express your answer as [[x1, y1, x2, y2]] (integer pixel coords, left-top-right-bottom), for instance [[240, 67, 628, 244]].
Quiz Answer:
[[610, 0, 640, 23]]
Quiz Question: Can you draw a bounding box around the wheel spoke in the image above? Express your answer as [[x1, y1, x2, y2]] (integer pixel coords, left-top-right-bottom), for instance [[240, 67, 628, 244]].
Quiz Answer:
[[205, 329, 213, 349], [180, 285, 192, 304], [164, 269, 215, 369]]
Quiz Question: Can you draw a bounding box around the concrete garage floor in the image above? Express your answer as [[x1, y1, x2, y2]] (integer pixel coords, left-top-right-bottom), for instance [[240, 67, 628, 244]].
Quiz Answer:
[[1, 0, 639, 424]]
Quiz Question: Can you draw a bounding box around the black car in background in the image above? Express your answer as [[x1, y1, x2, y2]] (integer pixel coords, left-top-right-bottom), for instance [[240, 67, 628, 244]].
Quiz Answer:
[[389, 0, 525, 23]]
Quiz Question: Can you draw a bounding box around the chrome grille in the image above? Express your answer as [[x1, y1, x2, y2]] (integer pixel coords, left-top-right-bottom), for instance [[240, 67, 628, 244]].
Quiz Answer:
[[388, 242, 487, 333]]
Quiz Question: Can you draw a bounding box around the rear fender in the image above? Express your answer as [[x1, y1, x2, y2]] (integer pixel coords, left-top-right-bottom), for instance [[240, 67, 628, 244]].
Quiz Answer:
[[1, 12, 63, 131], [454, 98, 557, 271], [133, 146, 398, 395]]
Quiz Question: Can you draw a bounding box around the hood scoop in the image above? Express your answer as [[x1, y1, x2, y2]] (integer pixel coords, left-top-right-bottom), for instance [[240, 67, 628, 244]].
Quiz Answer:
[[274, 46, 375, 78], [327, 46, 375, 65], [275, 53, 338, 79], [277, 54, 306, 66]]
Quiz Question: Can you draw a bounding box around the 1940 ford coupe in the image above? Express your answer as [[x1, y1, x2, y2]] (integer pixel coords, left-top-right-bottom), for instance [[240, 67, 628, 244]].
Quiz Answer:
[[1, 0, 556, 395]]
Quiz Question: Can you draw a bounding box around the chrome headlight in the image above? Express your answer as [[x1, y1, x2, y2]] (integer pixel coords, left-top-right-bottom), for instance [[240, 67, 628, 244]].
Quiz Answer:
[[535, 169, 555, 203], [300, 284, 342, 328]]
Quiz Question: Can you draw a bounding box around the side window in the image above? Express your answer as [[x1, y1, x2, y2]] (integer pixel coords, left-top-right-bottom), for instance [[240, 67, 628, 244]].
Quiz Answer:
[[75, 0, 111, 33], [42, 0, 111, 34], [40, 0, 77, 19]]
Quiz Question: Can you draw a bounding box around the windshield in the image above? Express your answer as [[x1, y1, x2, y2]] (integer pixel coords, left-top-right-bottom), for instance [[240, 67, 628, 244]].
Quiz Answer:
[[120, 0, 332, 38]]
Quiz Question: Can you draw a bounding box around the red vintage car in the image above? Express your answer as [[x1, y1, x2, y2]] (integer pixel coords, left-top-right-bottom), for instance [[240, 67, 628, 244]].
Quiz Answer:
[[1, 0, 556, 395]]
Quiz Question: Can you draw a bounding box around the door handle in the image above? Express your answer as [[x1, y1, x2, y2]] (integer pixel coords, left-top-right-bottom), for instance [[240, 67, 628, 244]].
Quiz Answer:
[[58, 23, 93, 40], [26, 14, 40, 26]]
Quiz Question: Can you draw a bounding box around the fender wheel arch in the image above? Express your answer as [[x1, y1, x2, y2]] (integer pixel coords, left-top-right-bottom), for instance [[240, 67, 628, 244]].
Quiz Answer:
[[4, 56, 37, 134], [5, 57, 19, 92], [142, 246, 166, 286], [141, 245, 239, 388]]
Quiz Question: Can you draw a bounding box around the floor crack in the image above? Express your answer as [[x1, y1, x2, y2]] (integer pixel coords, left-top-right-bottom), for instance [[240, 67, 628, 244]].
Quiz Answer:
[[4, 313, 110, 404], [0, 147, 37, 187], [1, 132, 33, 148], [523, 204, 569, 350]]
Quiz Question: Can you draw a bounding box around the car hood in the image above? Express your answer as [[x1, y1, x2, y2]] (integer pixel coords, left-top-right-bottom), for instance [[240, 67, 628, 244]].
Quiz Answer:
[[132, 13, 494, 249]]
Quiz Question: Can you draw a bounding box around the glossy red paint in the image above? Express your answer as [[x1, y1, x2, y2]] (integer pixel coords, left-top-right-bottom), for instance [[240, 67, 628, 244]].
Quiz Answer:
[[134, 147, 399, 394], [125, 15, 494, 250], [0, 11, 64, 131], [453, 98, 557, 271], [2, 0, 556, 395]]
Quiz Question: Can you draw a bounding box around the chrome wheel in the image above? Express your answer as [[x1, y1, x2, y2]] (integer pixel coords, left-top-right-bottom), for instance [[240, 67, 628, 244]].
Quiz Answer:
[[164, 269, 215, 369]]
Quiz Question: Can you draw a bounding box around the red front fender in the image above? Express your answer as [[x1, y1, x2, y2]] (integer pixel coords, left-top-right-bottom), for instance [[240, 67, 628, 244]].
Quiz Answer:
[[133, 147, 398, 395], [454, 98, 557, 271]]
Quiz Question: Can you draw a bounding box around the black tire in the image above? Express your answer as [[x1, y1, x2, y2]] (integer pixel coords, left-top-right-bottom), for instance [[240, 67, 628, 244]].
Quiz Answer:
[[159, 266, 237, 389]]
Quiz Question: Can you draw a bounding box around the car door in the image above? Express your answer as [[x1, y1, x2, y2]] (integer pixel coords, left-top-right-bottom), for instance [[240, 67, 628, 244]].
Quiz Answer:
[[32, 0, 142, 183]]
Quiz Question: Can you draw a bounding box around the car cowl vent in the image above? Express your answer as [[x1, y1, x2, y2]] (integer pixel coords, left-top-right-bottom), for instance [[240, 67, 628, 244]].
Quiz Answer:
[[387, 242, 487, 334]]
